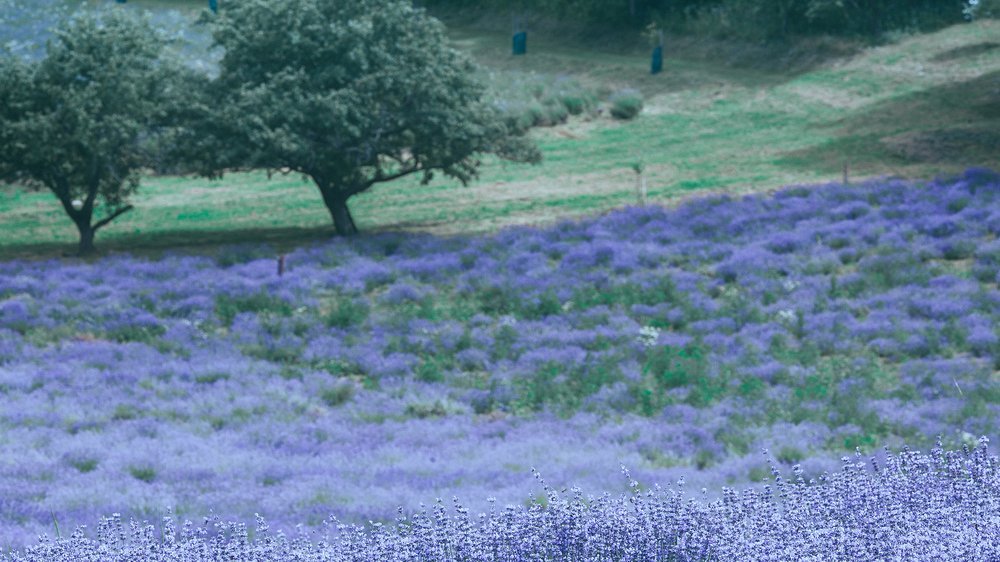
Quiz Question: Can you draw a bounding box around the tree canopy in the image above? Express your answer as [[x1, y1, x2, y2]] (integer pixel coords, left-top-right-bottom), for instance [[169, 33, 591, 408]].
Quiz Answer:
[[0, 9, 181, 255], [187, 0, 540, 236], [426, 0, 973, 39]]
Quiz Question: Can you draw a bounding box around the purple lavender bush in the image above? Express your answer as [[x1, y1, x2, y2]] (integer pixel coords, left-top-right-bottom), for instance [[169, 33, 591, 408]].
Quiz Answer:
[[4, 440, 997, 561], [0, 169, 998, 550]]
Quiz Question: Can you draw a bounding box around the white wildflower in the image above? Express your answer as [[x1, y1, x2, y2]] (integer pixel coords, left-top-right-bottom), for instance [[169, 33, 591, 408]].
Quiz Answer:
[[637, 325, 660, 348], [777, 309, 797, 324], [720, 285, 740, 298]]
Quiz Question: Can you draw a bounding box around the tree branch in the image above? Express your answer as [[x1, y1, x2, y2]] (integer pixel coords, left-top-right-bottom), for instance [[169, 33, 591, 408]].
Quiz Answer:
[[93, 204, 134, 231], [358, 164, 422, 194]]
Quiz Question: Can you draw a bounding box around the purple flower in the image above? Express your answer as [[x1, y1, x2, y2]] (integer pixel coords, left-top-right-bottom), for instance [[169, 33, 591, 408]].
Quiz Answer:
[[967, 325, 998, 356], [0, 299, 32, 331], [380, 281, 426, 304]]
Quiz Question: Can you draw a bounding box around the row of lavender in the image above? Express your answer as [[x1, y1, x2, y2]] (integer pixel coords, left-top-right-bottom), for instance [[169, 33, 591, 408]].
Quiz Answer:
[[0, 169, 998, 547], [5, 441, 998, 561]]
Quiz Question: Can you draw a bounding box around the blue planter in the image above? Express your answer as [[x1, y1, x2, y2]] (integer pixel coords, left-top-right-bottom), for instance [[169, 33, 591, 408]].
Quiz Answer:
[[651, 45, 663, 75], [512, 31, 527, 56]]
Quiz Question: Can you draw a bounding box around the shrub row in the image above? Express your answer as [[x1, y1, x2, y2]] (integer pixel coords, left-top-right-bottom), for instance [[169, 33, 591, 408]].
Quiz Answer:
[[6, 439, 997, 561]]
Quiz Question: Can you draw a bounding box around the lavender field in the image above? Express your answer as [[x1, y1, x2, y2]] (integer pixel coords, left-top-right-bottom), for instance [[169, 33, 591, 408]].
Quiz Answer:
[[1, 170, 999, 554]]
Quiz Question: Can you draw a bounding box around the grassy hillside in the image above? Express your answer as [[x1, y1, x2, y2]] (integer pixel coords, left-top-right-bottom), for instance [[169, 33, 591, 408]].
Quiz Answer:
[[0, 14, 997, 258]]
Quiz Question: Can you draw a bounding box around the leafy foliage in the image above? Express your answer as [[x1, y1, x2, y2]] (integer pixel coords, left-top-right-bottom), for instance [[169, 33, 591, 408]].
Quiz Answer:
[[608, 88, 644, 120], [427, 0, 972, 39], [0, 9, 185, 254], [966, 0, 1000, 19]]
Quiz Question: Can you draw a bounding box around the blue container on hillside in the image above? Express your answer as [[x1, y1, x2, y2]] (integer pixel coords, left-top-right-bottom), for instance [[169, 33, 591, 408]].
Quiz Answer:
[[651, 45, 663, 75], [209, 0, 218, 13], [512, 31, 527, 56]]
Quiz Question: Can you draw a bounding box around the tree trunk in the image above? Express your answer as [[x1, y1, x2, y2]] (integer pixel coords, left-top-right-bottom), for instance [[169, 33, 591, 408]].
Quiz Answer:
[[328, 196, 357, 236], [316, 182, 358, 236], [75, 219, 96, 255]]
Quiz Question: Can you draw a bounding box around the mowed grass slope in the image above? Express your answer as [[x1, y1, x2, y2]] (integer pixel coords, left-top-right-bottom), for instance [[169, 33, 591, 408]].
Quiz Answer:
[[1, 18, 998, 258]]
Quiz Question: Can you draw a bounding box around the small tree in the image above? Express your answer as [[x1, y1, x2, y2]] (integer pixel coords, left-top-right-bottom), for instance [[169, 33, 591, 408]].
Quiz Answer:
[[0, 10, 178, 255], [188, 0, 540, 236]]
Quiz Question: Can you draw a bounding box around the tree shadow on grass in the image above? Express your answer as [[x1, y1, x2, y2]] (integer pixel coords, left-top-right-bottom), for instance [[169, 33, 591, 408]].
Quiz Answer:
[[0, 225, 340, 262], [777, 70, 1000, 178], [0, 219, 476, 262], [930, 41, 1000, 63]]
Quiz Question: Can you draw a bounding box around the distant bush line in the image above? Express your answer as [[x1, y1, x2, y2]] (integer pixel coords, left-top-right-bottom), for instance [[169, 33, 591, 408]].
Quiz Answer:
[[482, 72, 641, 131], [427, 0, 981, 41]]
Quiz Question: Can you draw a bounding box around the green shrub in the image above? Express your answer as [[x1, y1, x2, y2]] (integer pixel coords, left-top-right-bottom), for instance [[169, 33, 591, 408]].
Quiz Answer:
[[106, 323, 165, 344], [319, 381, 355, 407], [478, 286, 518, 316], [70, 458, 99, 473], [737, 376, 766, 398], [717, 427, 753, 456], [541, 97, 570, 125], [634, 344, 713, 415], [609, 89, 643, 120], [524, 102, 547, 127], [129, 466, 157, 483], [573, 277, 679, 311], [194, 372, 229, 384], [694, 449, 717, 469], [513, 363, 571, 414], [324, 297, 369, 329], [520, 290, 563, 320], [404, 401, 449, 418], [857, 250, 931, 290], [509, 354, 623, 415], [215, 291, 293, 327], [415, 357, 448, 383], [484, 71, 598, 131], [967, 0, 1000, 19], [491, 324, 520, 361], [112, 404, 140, 421], [559, 91, 596, 115], [748, 465, 771, 482], [777, 446, 805, 464], [941, 240, 976, 261], [244, 342, 302, 364], [404, 399, 466, 418]]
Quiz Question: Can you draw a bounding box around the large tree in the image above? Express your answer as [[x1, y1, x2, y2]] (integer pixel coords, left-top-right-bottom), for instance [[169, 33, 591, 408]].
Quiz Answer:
[[0, 9, 180, 255], [190, 0, 540, 236]]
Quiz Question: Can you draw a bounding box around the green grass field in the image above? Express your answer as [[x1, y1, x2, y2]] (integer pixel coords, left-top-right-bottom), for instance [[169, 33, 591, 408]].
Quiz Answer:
[[1, 14, 997, 259]]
